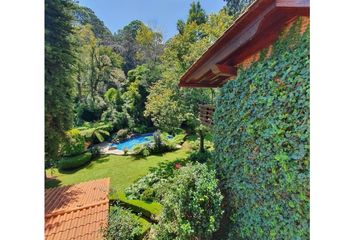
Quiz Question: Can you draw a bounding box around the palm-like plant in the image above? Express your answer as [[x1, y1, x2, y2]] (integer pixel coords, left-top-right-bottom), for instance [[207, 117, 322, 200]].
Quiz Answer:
[[79, 122, 112, 143]]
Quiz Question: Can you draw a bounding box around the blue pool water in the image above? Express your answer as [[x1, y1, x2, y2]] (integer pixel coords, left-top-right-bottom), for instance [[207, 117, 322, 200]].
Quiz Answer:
[[111, 133, 172, 150]]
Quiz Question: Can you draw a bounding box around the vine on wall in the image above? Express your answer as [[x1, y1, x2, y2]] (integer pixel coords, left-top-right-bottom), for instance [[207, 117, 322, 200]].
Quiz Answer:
[[213, 17, 309, 239]]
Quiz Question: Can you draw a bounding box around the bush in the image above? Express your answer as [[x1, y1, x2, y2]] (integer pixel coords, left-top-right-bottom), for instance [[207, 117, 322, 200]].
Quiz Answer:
[[59, 152, 92, 170], [89, 146, 100, 159], [125, 159, 187, 201], [189, 150, 212, 163], [141, 188, 154, 202], [101, 108, 127, 131], [103, 206, 142, 240], [155, 163, 223, 240], [171, 133, 185, 144], [132, 144, 151, 157], [190, 139, 213, 151], [110, 192, 162, 221], [123, 148, 128, 155], [213, 18, 309, 239], [61, 129, 86, 157]]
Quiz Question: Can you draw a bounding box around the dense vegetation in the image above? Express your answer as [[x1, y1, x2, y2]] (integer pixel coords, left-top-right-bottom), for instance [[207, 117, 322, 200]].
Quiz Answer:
[[45, 0, 234, 166], [45, 0, 76, 164], [213, 18, 310, 239], [45, 1, 309, 239], [154, 163, 223, 240]]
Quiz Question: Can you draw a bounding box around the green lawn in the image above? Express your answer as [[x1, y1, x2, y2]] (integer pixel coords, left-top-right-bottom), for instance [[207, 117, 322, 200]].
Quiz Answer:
[[45, 146, 190, 193]]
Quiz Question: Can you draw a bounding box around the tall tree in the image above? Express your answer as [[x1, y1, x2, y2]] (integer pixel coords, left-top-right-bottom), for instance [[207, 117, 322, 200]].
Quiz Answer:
[[113, 20, 144, 73], [136, 24, 164, 64], [73, 5, 112, 41], [223, 0, 255, 16], [45, 0, 76, 163], [145, 10, 233, 133], [187, 1, 207, 25]]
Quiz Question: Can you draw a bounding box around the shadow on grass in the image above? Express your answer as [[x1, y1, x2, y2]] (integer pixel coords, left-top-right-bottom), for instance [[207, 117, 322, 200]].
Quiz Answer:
[[45, 177, 62, 189], [57, 155, 111, 174]]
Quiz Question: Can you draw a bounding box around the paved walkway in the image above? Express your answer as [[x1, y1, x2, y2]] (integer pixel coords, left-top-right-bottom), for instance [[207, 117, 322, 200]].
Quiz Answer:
[[93, 142, 182, 156], [93, 142, 125, 155]]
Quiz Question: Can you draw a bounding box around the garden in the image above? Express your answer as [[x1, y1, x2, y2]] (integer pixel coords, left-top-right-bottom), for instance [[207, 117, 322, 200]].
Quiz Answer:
[[45, 127, 217, 239], [45, 0, 309, 239]]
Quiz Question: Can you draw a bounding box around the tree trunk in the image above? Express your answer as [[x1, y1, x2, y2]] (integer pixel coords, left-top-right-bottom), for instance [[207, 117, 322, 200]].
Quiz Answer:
[[199, 129, 205, 153]]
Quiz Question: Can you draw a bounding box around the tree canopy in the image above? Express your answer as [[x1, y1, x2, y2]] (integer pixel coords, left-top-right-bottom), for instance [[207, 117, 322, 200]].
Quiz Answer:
[[73, 5, 112, 41], [223, 0, 255, 16], [45, 0, 76, 163]]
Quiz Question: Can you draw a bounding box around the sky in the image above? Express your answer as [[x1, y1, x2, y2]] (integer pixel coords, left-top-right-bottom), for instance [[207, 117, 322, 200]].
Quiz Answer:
[[78, 0, 226, 41]]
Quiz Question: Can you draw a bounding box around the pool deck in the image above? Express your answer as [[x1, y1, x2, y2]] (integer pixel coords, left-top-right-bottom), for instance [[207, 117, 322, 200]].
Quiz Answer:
[[93, 142, 125, 155], [93, 141, 182, 156]]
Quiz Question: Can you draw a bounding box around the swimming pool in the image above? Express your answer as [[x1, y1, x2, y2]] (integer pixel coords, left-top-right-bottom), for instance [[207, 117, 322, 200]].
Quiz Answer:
[[110, 133, 172, 150]]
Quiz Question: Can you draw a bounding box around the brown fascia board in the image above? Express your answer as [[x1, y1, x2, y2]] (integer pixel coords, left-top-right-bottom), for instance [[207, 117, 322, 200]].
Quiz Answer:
[[178, 0, 309, 88]]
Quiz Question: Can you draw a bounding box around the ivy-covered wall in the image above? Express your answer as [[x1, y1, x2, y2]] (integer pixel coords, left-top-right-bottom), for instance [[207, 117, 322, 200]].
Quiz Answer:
[[213, 17, 309, 239]]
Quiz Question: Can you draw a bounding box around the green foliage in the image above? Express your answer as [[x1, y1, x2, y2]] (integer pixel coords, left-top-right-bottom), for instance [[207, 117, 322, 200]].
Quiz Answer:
[[155, 163, 223, 240], [145, 10, 233, 133], [103, 206, 142, 240], [104, 88, 120, 104], [190, 139, 213, 151], [212, 19, 309, 239], [111, 128, 129, 143], [125, 159, 187, 201], [114, 20, 162, 73], [79, 122, 112, 143], [188, 150, 212, 164], [101, 107, 127, 131], [187, 1, 207, 25], [141, 188, 155, 202], [223, 0, 255, 16], [77, 94, 107, 122], [110, 192, 162, 221], [89, 146, 100, 159], [171, 133, 185, 145], [45, 0, 76, 162], [61, 129, 86, 157], [59, 152, 92, 170], [73, 5, 112, 40], [176, 19, 185, 35], [132, 144, 151, 157]]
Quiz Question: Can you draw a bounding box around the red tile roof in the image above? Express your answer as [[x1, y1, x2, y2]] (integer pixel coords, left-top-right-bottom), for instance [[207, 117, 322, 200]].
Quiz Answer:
[[45, 178, 110, 240]]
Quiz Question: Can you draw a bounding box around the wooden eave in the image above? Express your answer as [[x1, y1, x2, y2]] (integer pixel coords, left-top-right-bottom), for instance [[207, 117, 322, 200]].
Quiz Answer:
[[178, 0, 309, 88]]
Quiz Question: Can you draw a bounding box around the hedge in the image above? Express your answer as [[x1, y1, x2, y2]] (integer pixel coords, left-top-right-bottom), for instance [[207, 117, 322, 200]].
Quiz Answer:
[[59, 152, 92, 170], [213, 18, 309, 239], [110, 192, 162, 222]]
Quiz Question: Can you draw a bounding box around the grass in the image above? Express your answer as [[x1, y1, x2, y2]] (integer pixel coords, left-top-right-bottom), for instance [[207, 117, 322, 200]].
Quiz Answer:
[[45, 146, 190, 193]]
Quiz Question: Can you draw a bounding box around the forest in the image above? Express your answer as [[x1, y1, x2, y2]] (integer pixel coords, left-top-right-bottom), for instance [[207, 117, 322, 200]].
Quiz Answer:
[[45, 0, 250, 163]]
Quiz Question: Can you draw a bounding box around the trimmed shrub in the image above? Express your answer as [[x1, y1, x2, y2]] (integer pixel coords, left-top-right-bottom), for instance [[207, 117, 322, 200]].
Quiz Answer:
[[212, 18, 309, 239], [103, 206, 142, 240], [155, 163, 223, 240], [110, 192, 162, 221], [59, 152, 92, 170]]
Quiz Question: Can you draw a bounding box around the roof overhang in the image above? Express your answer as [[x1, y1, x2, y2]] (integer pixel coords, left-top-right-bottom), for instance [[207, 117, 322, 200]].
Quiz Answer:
[[179, 0, 309, 88]]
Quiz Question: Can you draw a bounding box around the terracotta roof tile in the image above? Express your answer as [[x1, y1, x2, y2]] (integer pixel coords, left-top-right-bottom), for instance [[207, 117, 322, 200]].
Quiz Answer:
[[45, 178, 110, 240]]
